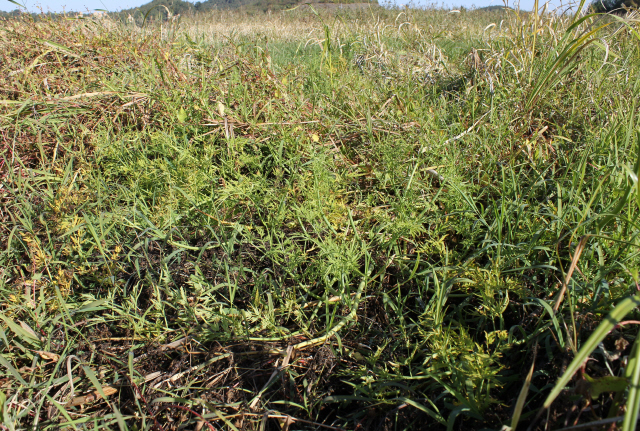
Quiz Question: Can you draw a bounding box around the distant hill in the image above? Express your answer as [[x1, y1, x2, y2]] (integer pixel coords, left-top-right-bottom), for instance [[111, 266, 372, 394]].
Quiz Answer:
[[0, 0, 376, 20], [590, 0, 638, 13], [115, 0, 233, 21], [0, 8, 24, 17], [475, 5, 513, 12], [115, 0, 375, 20]]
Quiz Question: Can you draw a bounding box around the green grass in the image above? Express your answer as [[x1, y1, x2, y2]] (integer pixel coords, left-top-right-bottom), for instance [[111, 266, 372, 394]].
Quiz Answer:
[[0, 5, 639, 430]]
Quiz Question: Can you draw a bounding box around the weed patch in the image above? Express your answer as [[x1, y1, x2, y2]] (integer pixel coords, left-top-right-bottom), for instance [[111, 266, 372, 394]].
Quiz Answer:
[[1, 6, 639, 430]]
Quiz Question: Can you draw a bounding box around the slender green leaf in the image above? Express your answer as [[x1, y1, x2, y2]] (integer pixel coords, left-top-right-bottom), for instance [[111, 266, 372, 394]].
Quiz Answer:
[[543, 295, 640, 409], [0, 354, 28, 386], [623, 333, 640, 431]]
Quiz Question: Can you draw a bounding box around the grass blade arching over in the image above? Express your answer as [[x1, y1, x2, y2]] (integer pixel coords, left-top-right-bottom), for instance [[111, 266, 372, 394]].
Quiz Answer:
[[1, 4, 639, 429], [542, 295, 640, 410]]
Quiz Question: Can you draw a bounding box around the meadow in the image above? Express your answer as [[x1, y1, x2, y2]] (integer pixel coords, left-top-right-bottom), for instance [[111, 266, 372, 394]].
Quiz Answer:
[[1, 3, 639, 430]]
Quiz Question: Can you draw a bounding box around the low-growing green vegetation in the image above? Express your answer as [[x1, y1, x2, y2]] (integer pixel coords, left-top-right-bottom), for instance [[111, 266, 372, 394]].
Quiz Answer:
[[0, 4, 639, 430]]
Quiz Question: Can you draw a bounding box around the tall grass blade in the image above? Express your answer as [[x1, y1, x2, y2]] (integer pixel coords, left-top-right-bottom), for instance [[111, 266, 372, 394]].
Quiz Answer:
[[542, 295, 640, 410], [622, 333, 640, 431]]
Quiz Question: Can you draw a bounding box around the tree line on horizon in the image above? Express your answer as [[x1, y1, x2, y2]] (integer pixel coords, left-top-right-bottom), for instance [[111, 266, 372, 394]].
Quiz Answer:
[[0, 0, 376, 19], [0, 0, 636, 24]]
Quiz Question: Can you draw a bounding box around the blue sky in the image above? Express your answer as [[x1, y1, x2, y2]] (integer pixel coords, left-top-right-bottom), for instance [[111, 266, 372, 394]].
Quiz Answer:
[[1, 0, 574, 14]]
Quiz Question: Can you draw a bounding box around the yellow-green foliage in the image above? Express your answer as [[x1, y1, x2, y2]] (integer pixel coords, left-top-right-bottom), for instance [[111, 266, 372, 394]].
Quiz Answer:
[[0, 6, 639, 430]]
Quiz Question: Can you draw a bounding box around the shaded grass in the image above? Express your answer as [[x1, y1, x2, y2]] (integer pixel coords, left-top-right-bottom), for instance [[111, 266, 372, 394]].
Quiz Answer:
[[1, 6, 639, 430]]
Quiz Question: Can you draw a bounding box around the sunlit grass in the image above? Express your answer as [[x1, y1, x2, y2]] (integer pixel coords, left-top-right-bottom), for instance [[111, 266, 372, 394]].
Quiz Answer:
[[0, 5, 639, 430]]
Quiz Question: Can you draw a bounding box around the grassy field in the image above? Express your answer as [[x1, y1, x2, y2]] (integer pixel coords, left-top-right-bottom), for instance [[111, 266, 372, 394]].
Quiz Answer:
[[1, 4, 640, 430]]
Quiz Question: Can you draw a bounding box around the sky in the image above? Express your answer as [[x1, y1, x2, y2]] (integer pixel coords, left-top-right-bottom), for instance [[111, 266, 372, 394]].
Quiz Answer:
[[1, 0, 578, 14]]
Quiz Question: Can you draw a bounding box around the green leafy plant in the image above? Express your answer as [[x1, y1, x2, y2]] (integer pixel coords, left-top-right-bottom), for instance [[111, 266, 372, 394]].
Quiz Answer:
[[0, 5, 639, 430]]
